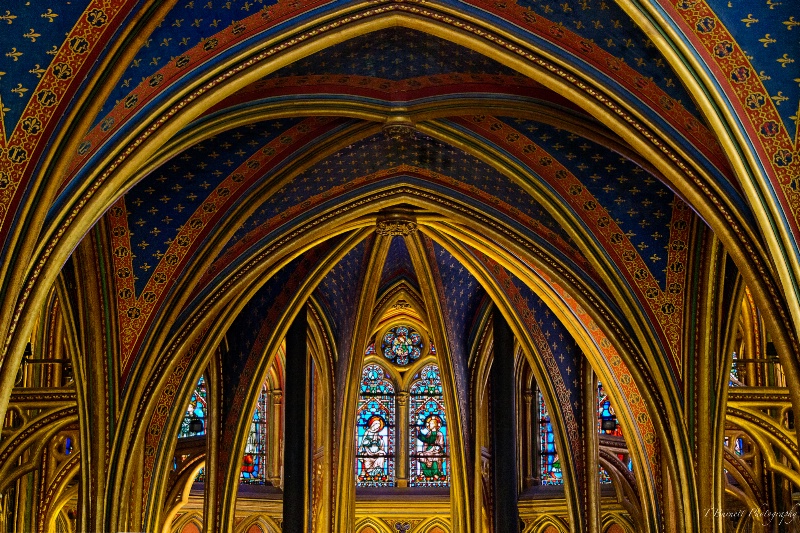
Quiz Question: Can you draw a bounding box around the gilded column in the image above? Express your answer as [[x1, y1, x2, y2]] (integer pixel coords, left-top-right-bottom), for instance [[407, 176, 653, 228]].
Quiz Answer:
[[269, 389, 283, 487], [523, 389, 534, 489], [396, 391, 410, 487], [582, 361, 600, 533]]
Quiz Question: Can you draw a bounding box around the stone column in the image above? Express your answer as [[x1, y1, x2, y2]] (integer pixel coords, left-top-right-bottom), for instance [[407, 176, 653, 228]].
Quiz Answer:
[[283, 307, 309, 532], [491, 308, 520, 533]]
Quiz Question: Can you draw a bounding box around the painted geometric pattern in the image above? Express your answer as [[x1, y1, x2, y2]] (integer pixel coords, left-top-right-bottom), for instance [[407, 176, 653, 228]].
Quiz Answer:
[[318, 237, 371, 367], [266, 27, 521, 80], [107, 117, 339, 380], [496, 117, 676, 284], [460, 115, 692, 379], [511, 274, 585, 421], [466, 0, 725, 168], [0, 0, 130, 247], [704, 0, 799, 129], [217, 239, 336, 495], [123, 118, 303, 294], [97, 0, 285, 123], [0, 1, 89, 130], [211, 163, 591, 288], [528, 262, 660, 484], [221, 131, 581, 256], [666, 0, 800, 242], [515, 0, 704, 119], [222, 254, 302, 417]]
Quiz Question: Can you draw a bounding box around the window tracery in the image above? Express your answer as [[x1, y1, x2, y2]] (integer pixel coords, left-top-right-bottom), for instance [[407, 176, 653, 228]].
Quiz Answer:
[[356, 363, 396, 486], [409, 364, 449, 487]]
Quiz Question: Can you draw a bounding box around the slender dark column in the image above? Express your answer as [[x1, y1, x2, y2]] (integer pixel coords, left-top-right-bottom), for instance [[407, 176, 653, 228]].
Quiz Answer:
[[283, 306, 309, 532], [491, 308, 521, 533]]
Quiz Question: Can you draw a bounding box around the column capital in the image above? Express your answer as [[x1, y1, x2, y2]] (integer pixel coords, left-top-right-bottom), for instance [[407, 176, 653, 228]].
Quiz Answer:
[[396, 391, 410, 406]]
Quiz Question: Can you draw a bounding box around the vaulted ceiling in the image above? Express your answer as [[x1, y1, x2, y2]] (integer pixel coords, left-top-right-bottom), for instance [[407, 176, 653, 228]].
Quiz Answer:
[[0, 1, 798, 529]]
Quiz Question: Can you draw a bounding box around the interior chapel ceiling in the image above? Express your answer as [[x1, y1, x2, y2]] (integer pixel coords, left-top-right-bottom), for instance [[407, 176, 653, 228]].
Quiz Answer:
[[0, 0, 798, 528]]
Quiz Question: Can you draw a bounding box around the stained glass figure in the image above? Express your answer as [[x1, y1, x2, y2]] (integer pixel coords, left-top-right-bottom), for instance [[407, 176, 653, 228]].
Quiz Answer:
[[179, 376, 207, 437], [240, 383, 269, 483], [356, 363, 395, 486], [598, 382, 622, 436], [729, 351, 744, 387], [725, 436, 745, 456], [599, 466, 612, 484], [381, 325, 423, 366], [538, 391, 563, 485], [409, 364, 449, 487]]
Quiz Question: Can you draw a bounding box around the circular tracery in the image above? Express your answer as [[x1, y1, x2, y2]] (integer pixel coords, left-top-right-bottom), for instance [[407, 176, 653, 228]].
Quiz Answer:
[[381, 325, 423, 366]]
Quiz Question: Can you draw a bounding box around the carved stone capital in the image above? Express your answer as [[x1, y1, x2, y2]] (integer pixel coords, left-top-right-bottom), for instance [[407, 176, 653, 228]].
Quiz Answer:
[[376, 219, 417, 236], [396, 391, 410, 406]]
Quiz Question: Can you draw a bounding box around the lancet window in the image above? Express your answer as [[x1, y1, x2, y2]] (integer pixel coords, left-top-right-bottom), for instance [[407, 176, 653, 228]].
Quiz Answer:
[[409, 364, 449, 487], [240, 382, 270, 483], [179, 376, 207, 438], [538, 391, 563, 485], [356, 363, 396, 486], [356, 325, 449, 489]]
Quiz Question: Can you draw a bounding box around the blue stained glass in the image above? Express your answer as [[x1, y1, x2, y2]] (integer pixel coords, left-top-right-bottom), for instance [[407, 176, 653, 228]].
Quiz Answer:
[[538, 391, 563, 485], [356, 364, 395, 486], [598, 382, 622, 437], [409, 364, 449, 487], [179, 376, 207, 437], [381, 325, 423, 366], [240, 383, 269, 484], [365, 341, 376, 355], [729, 352, 743, 387]]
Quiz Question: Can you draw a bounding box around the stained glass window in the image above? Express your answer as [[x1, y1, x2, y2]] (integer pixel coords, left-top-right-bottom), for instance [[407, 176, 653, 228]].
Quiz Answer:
[[381, 325, 423, 366], [598, 382, 621, 436], [725, 436, 745, 456], [729, 352, 743, 387], [240, 382, 269, 484], [409, 364, 449, 487], [179, 376, 207, 437], [538, 391, 563, 485], [356, 363, 395, 486], [365, 341, 376, 355]]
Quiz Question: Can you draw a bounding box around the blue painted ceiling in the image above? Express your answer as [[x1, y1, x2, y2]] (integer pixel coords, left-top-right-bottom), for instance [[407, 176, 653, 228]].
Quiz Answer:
[[0, 1, 90, 130], [123, 118, 304, 295], [497, 116, 677, 289], [706, 0, 799, 131], [378, 235, 419, 293], [218, 130, 583, 260], [265, 27, 523, 80], [96, 0, 284, 123], [314, 235, 372, 357], [516, 0, 704, 120]]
